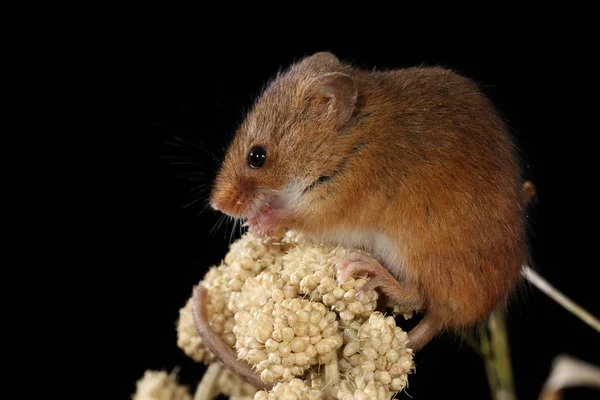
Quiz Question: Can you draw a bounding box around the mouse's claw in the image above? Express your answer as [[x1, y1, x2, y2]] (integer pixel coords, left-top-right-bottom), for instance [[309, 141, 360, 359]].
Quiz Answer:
[[336, 252, 380, 283], [336, 252, 423, 311]]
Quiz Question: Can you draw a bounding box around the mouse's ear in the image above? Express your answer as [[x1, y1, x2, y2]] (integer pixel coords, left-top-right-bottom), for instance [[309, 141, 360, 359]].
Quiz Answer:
[[299, 52, 340, 67], [308, 72, 357, 127]]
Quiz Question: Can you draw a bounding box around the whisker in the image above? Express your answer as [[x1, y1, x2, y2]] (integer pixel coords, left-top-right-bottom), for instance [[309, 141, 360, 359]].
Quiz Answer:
[[160, 155, 194, 160], [196, 201, 213, 217], [218, 215, 228, 233], [165, 141, 195, 152], [229, 217, 237, 244], [224, 216, 229, 240], [183, 196, 206, 209], [170, 161, 206, 167], [215, 138, 228, 154], [174, 136, 221, 162], [225, 217, 235, 241], [191, 183, 211, 193], [153, 121, 189, 132], [176, 171, 207, 178], [191, 189, 210, 199], [217, 215, 227, 230], [173, 136, 207, 151], [209, 215, 221, 234], [210, 214, 226, 235]]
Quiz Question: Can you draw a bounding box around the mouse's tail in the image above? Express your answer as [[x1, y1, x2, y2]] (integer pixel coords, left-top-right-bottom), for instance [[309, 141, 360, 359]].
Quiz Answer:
[[192, 284, 272, 390], [407, 314, 441, 352]]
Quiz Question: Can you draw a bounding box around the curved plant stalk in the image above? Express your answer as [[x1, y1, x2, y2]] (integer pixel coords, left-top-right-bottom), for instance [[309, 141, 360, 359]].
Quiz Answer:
[[522, 266, 600, 332], [539, 355, 600, 400]]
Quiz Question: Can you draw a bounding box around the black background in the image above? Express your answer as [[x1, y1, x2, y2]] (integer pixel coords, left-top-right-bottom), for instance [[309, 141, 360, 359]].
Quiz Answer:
[[118, 35, 599, 399]]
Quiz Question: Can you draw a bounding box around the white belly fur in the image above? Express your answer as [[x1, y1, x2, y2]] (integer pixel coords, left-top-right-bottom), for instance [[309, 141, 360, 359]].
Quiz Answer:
[[314, 228, 408, 281]]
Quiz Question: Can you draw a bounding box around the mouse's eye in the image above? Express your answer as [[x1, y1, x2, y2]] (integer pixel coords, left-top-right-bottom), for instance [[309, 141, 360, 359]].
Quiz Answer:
[[248, 146, 267, 169]]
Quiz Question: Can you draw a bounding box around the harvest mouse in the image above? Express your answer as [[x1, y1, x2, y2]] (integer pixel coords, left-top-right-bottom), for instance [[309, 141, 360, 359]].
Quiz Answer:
[[193, 52, 529, 388]]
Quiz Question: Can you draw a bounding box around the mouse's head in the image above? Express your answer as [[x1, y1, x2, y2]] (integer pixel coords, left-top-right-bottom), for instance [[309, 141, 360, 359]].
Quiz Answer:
[[210, 52, 359, 236]]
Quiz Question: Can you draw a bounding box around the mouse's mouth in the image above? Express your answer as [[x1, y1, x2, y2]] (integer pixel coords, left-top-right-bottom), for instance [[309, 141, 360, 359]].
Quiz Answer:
[[244, 197, 287, 237]]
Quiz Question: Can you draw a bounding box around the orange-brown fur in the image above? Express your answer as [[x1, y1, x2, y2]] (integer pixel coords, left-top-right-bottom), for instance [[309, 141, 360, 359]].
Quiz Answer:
[[205, 52, 528, 384]]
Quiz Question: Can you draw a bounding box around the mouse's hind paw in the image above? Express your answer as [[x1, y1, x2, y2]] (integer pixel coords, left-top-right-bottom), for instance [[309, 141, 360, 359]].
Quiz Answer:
[[336, 252, 423, 312]]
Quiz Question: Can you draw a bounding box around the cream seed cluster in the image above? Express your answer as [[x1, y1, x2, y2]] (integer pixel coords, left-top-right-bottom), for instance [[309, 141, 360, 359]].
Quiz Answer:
[[337, 313, 414, 399], [254, 379, 323, 400], [132, 371, 192, 400], [132, 367, 257, 400], [215, 367, 259, 400], [235, 293, 343, 383], [176, 296, 215, 363], [134, 230, 415, 400], [177, 231, 289, 364], [280, 244, 379, 322]]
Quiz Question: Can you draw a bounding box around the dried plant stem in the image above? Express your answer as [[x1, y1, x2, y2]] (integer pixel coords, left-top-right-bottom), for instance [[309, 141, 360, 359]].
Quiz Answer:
[[522, 266, 600, 332], [489, 310, 516, 400], [457, 331, 483, 357], [479, 309, 517, 400], [477, 266, 600, 400], [539, 355, 600, 400], [323, 356, 340, 398], [194, 363, 221, 400]]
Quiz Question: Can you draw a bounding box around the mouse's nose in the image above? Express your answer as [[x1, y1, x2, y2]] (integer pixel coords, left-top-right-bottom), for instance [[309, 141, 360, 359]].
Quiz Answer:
[[209, 199, 221, 212], [211, 197, 242, 213], [209, 191, 228, 213], [210, 180, 251, 218]]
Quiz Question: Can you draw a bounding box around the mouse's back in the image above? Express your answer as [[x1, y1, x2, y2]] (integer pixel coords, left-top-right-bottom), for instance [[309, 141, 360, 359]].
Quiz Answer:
[[352, 66, 527, 328]]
